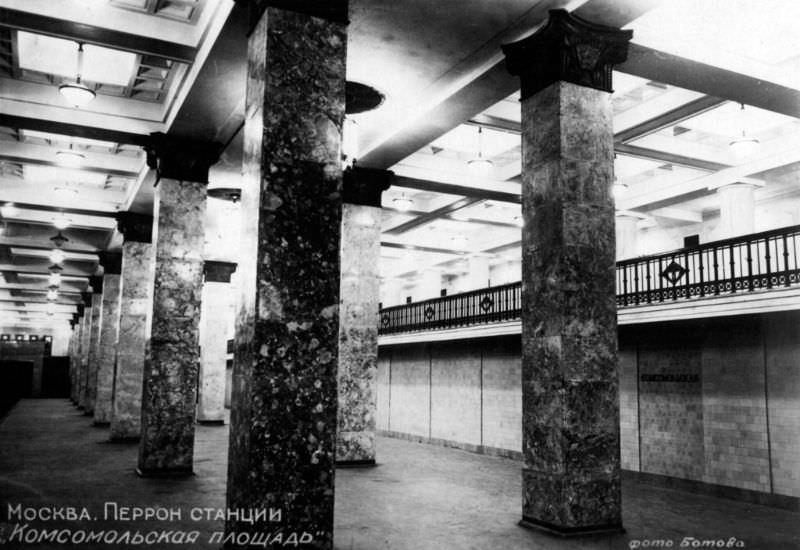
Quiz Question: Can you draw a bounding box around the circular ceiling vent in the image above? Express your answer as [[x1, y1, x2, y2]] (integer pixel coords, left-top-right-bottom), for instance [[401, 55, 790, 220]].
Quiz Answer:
[[345, 81, 385, 115]]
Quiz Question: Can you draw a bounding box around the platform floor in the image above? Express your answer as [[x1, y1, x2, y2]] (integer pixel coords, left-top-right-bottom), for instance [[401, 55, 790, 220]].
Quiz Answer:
[[1, 399, 798, 549]]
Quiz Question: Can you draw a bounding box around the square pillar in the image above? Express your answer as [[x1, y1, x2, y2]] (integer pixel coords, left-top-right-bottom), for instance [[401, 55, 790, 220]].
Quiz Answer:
[[336, 167, 392, 466], [136, 133, 220, 477], [94, 254, 123, 425], [503, 9, 632, 536], [78, 294, 94, 410], [226, 1, 347, 546], [110, 214, 155, 441], [69, 316, 80, 403], [84, 277, 104, 415], [197, 261, 237, 424]]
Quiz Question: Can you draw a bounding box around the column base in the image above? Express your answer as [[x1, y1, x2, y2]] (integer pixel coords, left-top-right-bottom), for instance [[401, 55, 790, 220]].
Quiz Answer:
[[335, 459, 377, 469], [197, 419, 225, 426], [136, 467, 194, 478], [108, 436, 139, 444], [518, 517, 624, 538], [92, 421, 110, 427]]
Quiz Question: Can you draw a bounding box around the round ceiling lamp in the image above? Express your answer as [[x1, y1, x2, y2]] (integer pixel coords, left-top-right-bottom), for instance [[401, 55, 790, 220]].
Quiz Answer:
[[728, 103, 760, 157], [46, 288, 59, 301], [467, 126, 493, 176], [345, 81, 385, 115], [53, 214, 70, 230], [49, 249, 66, 265], [0, 202, 17, 218], [392, 194, 414, 212], [56, 149, 86, 167], [59, 43, 96, 108]]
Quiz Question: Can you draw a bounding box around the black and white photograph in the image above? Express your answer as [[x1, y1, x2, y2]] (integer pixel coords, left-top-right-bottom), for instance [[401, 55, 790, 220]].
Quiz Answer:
[[0, 0, 798, 548]]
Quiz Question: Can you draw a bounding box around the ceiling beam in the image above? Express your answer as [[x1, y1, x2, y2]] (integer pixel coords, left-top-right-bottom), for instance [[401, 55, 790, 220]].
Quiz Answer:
[[381, 241, 466, 256], [385, 197, 485, 235], [614, 95, 726, 144], [615, 143, 730, 172], [0, 114, 151, 148], [393, 175, 520, 204], [0, 8, 195, 64], [0, 154, 139, 178]]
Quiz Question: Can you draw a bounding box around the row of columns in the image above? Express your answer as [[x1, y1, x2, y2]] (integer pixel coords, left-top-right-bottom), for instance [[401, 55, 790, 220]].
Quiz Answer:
[[65, 4, 637, 545]]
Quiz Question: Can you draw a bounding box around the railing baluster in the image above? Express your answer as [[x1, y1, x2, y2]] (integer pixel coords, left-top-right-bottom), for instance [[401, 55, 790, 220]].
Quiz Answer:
[[765, 237, 772, 289], [712, 247, 720, 295], [746, 240, 754, 291], [729, 244, 737, 294], [698, 249, 705, 297], [783, 234, 791, 287], [645, 259, 652, 304]]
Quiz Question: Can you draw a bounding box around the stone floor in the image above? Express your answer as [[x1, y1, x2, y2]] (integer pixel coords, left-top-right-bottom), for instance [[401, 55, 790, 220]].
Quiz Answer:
[[1, 399, 798, 549]]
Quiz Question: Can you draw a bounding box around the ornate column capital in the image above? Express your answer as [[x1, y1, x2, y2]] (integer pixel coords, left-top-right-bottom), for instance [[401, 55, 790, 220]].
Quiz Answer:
[[89, 276, 104, 294], [502, 9, 632, 99], [234, 0, 349, 34], [342, 166, 393, 208], [203, 260, 238, 283], [98, 252, 122, 275], [146, 132, 222, 185], [116, 212, 153, 244]]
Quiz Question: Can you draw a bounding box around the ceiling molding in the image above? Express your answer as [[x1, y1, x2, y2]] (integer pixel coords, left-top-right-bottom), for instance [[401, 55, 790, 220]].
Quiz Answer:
[[0, 114, 151, 147]]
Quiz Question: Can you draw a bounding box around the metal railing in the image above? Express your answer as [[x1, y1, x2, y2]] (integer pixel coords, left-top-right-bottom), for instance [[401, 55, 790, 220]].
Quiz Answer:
[[378, 225, 800, 335], [616, 224, 800, 306]]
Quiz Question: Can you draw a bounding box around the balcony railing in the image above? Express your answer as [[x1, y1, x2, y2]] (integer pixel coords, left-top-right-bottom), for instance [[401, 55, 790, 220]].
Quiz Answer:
[[616, 224, 800, 306], [379, 224, 800, 335]]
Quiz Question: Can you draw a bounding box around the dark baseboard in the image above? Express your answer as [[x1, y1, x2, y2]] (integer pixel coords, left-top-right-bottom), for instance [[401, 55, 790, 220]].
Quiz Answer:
[[136, 467, 194, 479], [336, 459, 377, 468], [519, 517, 624, 537], [378, 430, 523, 461], [197, 419, 225, 426], [624, 470, 800, 512]]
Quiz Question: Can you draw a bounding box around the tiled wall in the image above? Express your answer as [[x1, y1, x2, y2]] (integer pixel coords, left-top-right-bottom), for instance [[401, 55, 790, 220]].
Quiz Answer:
[[378, 312, 800, 499]]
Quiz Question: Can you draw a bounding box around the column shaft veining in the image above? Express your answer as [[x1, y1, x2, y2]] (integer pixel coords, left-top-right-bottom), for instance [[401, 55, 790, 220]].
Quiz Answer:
[[503, 9, 631, 535], [94, 253, 123, 425], [336, 167, 391, 465], [78, 296, 94, 410], [111, 215, 155, 441], [226, 2, 347, 546], [137, 134, 219, 476], [84, 279, 104, 415], [198, 262, 237, 424]]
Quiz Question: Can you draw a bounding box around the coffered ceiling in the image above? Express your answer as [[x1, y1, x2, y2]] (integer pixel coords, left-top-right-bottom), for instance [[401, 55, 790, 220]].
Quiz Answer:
[[1, 0, 800, 331]]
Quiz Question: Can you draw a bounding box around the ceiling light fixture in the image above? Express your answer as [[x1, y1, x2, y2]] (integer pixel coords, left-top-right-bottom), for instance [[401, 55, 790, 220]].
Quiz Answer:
[[56, 148, 86, 168], [0, 202, 17, 218], [58, 42, 96, 108], [49, 249, 66, 265], [48, 272, 62, 286], [53, 214, 70, 230], [729, 103, 760, 157], [50, 230, 69, 248], [392, 194, 414, 212], [46, 288, 58, 301], [467, 126, 493, 176]]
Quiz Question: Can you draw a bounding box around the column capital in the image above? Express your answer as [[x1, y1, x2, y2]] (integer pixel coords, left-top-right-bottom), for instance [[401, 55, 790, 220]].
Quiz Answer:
[[98, 252, 122, 275], [116, 212, 153, 244], [343, 166, 393, 207], [146, 132, 222, 185], [203, 260, 238, 283], [502, 9, 632, 99], [76, 304, 85, 317], [81, 291, 93, 306], [234, 0, 349, 33], [89, 276, 103, 294]]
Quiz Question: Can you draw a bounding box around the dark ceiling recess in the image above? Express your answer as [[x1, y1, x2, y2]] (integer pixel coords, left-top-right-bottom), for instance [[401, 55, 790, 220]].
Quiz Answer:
[[345, 81, 384, 115]]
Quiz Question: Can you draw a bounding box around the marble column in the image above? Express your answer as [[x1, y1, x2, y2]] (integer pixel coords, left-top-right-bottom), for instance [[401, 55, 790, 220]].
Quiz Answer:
[[137, 133, 220, 477], [94, 254, 123, 426], [225, 1, 347, 545], [503, 9, 631, 535], [78, 294, 93, 410], [197, 261, 237, 425], [717, 182, 756, 239], [68, 317, 79, 403], [110, 214, 155, 441], [336, 167, 391, 466], [615, 214, 639, 260], [84, 277, 104, 415]]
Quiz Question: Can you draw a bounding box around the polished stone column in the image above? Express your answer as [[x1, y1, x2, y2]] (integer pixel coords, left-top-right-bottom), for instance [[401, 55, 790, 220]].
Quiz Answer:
[[717, 182, 756, 238], [336, 167, 391, 466], [68, 317, 80, 403], [78, 294, 94, 409], [197, 261, 237, 425], [94, 254, 123, 425], [110, 214, 155, 441], [226, 1, 347, 545], [504, 9, 631, 535], [84, 278, 104, 415], [137, 133, 219, 477]]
